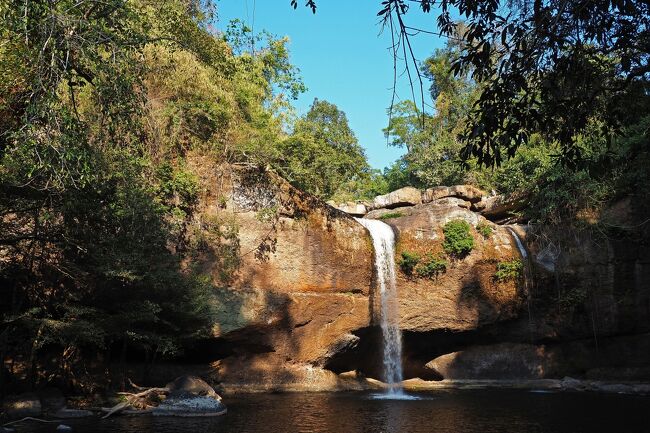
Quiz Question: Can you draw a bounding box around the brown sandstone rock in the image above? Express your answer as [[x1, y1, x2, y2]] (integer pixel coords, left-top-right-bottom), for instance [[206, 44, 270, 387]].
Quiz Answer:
[[372, 187, 422, 209], [425, 343, 560, 380], [422, 185, 486, 204], [384, 201, 524, 332], [328, 202, 369, 216], [194, 166, 373, 295], [473, 192, 530, 220]]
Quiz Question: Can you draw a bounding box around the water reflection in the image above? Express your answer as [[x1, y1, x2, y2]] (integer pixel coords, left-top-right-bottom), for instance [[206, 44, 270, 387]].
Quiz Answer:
[[23, 390, 650, 433]]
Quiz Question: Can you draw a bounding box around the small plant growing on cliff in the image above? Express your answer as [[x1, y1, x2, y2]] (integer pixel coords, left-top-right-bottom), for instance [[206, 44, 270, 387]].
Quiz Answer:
[[378, 211, 403, 220], [399, 251, 420, 276], [443, 220, 474, 258], [476, 221, 493, 238], [416, 254, 447, 279], [494, 260, 523, 282], [558, 287, 588, 311]]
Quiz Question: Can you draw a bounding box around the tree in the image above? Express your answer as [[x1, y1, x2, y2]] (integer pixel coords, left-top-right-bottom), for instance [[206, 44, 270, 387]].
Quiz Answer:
[[382, 45, 477, 188], [293, 0, 650, 168], [277, 99, 370, 198]]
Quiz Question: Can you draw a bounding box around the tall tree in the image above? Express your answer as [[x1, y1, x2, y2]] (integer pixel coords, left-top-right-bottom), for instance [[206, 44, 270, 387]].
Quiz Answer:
[[294, 1, 650, 167], [278, 99, 370, 198]]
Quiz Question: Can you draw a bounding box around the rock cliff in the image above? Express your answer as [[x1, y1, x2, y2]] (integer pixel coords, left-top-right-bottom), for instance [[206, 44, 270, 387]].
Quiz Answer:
[[184, 164, 649, 390]]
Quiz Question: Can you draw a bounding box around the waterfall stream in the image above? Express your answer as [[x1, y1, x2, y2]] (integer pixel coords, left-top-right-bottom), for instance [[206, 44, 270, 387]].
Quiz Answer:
[[507, 227, 528, 259], [355, 218, 404, 395]]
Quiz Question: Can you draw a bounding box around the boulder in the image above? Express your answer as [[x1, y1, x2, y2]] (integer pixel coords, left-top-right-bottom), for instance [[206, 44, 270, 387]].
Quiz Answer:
[[425, 343, 561, 380], [329, 202, 368, 216], [372, 187, 422, 209], [432, 197, 472, 209], [422, 185, 486, 204], [145, 375, 227, 417], [152, 396, 226, 417], [2, 392, 41, 418], [473, 192, 530, 220], [165, 375, 220, 400]]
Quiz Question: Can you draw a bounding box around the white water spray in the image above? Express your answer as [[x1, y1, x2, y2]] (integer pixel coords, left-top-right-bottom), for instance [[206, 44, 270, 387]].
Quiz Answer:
[[355, 218, 404, 395]]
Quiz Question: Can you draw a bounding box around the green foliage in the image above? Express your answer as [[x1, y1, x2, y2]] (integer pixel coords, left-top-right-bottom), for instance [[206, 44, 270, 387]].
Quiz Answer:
[[378, 212, 404, 220], [331, 168, 389, 202], [398, 251, 447, 279], [278, 99, 370, 199], [0, 0, 322, 390], [494, 260, 524, 282], [415, 254, 447, 279], [365, 0, 650, 168], [442, 220, 474, 258], [476, 222, 493, 238], [398, 251, 420, 277], [558, 288, 588, 312]]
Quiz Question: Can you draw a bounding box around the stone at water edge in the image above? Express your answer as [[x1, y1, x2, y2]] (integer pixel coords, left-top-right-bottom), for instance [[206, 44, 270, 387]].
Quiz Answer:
[[152, 396, 227, 417], [151, 375, 226, 417], [165, 375, 221, 400], [56, 425, 72, 432], [1, 392, 41, 418]]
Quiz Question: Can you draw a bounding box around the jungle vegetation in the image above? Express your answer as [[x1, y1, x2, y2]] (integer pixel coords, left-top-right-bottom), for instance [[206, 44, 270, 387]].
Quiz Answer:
[[1, 0, 648, 393]]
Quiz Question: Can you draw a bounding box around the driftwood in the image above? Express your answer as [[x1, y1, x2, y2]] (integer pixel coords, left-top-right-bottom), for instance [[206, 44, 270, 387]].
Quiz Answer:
[[101, 382, 169, 419], [2, 417, 62, 427], [100, 407, 155, 416], [101, 376, 223, 419]]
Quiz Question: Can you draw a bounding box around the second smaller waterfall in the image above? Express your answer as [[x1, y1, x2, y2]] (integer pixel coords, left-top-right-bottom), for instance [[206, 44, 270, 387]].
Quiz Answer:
[[355, 218, 404, 395]]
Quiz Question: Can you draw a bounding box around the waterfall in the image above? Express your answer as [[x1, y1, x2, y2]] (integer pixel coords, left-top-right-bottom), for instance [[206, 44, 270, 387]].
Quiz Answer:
[[355, 218, 404, 395], [507, 225, 535, 341], [507, 227, 528, 259]]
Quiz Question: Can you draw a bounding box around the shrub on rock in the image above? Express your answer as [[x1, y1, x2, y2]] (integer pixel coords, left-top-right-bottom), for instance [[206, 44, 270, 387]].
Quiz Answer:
[[443, 220, 474, 258]]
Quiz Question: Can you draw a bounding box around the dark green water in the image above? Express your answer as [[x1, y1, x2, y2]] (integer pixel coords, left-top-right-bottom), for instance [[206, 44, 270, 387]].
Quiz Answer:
[[17, 390, 650, 433]]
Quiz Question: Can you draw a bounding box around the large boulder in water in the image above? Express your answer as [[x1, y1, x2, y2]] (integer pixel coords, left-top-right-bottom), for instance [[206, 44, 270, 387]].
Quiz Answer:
[[166, 375, 221, 400], [151, 375, 226, 417]]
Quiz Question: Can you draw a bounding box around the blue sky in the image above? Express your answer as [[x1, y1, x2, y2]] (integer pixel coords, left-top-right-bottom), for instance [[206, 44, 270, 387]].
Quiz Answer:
[[214, 1, 446, 169]]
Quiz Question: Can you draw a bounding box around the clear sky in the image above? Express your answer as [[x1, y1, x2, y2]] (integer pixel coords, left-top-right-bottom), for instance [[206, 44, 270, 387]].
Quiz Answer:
[[214, 1, 446, 170]]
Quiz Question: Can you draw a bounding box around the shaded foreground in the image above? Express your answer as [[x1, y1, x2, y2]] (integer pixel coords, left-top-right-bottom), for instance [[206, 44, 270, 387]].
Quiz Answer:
[[21, 390, 650, 433]]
